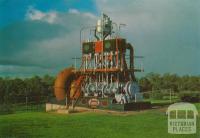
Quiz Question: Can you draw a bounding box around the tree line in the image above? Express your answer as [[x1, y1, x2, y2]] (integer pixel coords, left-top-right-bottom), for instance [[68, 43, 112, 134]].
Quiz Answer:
[[0, 75, 55, 104], [0, 73, 200, 104], [139, 73, 200, 92]]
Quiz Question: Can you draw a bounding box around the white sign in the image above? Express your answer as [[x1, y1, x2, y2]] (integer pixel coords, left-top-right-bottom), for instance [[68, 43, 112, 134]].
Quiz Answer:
[[88, 98, 100, 109], [166, 102, 198, 134]]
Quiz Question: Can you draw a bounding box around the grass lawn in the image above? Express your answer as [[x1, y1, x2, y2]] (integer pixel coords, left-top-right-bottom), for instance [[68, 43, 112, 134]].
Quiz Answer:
[[0, 104, 199, 138]]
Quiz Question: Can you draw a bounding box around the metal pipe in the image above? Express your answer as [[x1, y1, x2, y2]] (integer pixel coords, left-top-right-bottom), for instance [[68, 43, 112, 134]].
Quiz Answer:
[[126, 43, 134, 69], [94, 29, 100, 40]]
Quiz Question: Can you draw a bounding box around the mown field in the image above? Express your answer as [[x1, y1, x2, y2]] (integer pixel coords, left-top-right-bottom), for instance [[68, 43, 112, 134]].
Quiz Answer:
[[0, 104, 199, 138]]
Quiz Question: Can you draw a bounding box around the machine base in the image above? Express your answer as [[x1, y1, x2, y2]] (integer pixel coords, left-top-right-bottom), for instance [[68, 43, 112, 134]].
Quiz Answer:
[[47, 97, 151, 111], [77, 97, 151, 111]]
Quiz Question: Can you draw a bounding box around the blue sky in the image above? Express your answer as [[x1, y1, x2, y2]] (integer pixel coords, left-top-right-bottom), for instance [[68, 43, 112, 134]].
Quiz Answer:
[[0, 0, 199, 77], [0, 0, 97, 26]]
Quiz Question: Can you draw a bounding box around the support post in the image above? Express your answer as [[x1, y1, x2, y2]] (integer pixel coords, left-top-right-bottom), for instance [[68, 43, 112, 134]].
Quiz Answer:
[[135, 93, 137, 103], [65, 97, 68, 109]]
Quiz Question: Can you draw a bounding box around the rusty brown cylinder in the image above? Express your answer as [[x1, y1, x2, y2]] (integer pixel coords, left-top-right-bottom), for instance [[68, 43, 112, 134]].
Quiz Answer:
[[54, 67, 74, 101]]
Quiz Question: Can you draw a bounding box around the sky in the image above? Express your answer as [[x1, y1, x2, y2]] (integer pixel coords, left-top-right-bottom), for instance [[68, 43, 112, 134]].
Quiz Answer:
[[0, 0, 199, 77]]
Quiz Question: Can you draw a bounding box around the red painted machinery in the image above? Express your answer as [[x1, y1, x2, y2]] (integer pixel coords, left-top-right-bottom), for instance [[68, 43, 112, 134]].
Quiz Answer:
[[54, 14, 146, 110]]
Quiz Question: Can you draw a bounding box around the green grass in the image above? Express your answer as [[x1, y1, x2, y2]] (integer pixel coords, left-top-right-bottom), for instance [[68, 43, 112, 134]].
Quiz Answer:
[[0, 104, 199, 138]]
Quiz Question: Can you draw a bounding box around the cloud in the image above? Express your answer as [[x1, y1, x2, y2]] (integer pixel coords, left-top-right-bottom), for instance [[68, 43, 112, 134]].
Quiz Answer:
[[26, 6, 58, 24], [0, 7, 97, 77], [68, 8, 97, 19], [68, 8, 80, 14], [95, 0, 200, 75]]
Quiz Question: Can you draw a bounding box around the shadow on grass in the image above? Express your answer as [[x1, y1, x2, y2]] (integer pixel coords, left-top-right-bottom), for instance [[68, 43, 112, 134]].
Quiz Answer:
[[0, 121, 49, 138]]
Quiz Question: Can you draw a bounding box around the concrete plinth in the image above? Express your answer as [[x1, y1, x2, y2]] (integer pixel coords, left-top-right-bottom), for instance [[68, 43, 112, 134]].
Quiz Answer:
[[46, 103, 67, 112]]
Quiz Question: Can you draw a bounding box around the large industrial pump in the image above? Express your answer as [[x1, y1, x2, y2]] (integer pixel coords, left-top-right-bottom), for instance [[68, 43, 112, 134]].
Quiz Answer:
[[54, 14, 148, 110]]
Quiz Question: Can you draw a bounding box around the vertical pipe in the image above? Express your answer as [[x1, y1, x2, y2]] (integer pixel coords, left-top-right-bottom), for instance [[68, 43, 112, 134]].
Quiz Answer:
[[120, 40, 123, 70], [106, 73, 108, 84], [102, 73, 103, 82], [116, 38, 119, 68], [85, 55, 87, 69], [117, 73, 119, 88], [83, 55, 86, 72], [110, 52, 113, 68], [75, 56, 77, 73], [126, 43, 134, 69], [104, 53, 106, 71], [96, 54, 97, 69], [111, 74, 113, 83], [94, 54, 95, 69], [96, 54, 98, 69], [102, 43, 104, 69]]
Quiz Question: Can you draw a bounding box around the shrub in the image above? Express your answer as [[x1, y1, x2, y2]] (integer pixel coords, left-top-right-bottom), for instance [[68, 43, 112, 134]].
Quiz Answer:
[[0, 104, 14, 115], [179, 92, 200, 103], [151, 93, 164, 100], [143, 92, 150, 99]]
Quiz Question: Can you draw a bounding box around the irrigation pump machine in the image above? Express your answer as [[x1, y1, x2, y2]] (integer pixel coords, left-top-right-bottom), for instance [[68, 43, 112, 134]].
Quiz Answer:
[[54, 14, 151, 111]]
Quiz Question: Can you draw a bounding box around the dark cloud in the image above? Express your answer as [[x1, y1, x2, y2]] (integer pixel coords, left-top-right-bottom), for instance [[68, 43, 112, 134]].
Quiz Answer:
[[0, 9, 96, 76], [0, 20, 68, 56]]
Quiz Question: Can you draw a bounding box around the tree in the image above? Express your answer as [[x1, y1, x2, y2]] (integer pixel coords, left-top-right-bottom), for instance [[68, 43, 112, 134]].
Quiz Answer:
[[139, 77, 152, 92]]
